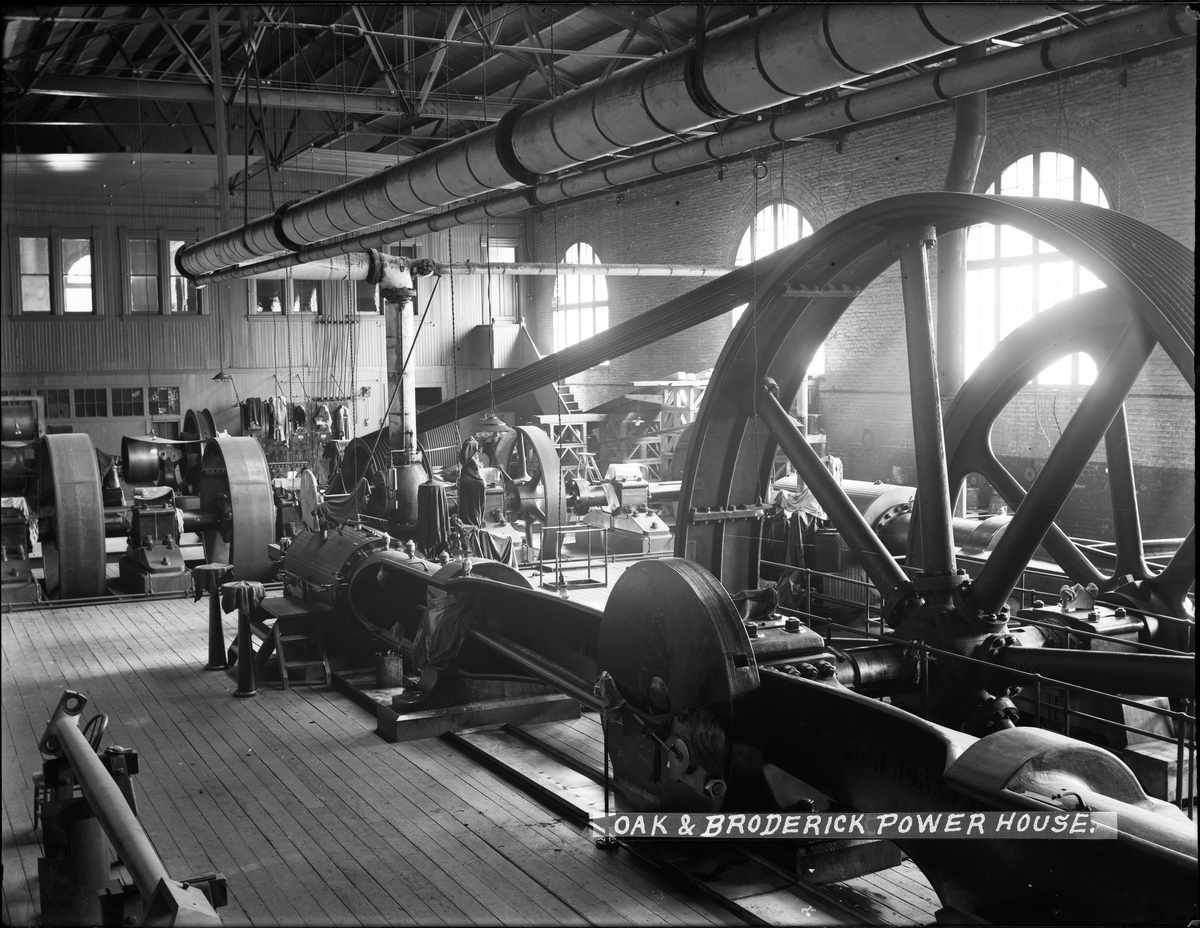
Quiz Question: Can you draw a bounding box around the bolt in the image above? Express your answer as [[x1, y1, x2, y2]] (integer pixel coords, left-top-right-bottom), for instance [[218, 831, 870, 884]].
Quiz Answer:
[[1114, 607, 1127, 618], [784, 616, 801, 633], [744, 621, 760, 639]]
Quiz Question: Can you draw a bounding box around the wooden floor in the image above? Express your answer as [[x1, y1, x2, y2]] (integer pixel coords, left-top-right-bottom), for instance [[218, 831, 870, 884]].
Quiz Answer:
[[2, 597, 740, 927]]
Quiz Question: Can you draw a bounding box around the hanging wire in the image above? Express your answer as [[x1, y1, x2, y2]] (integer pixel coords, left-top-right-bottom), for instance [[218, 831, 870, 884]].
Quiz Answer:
[[751, 154, 762, 501]]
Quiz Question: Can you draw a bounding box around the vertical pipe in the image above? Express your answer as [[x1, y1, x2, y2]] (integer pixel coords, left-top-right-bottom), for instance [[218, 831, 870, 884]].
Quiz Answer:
[[895, 230, 958, 580], [384, 284, 418, 459], [938, 43, 986, 518], [208, 8, 230, 230], [234, 607, 258, 697]]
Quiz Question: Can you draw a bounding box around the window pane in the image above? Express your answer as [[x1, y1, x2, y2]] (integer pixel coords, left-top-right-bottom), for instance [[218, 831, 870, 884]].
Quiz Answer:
[[1038, 355, 1073, 385], [595, 305, 607, 332], [553, 310, 564, 351], [62, 239, 94, 313], [565, 274, 579, 306], [566, 308, 579, 345], [36, 389, 71, 418], [130, 276, 159, 314], [168, 241, 198, 313], [129, 238, 158, 275], [149, 386, 181, 416], [999, 154, 1035, 196], [112, 387, 145, 417], [255, 280, 285, 313], [19, 237, 50, 274], [73, 388, 108, 418], [998, 265, 1033, 338], [355, 280, 379, 313], [294, 281, 321, 313], [579, 306, 593, 341], [966, 223, 994, 261], [20, 276, 52, 313], [1039, 151, 1074, 199]]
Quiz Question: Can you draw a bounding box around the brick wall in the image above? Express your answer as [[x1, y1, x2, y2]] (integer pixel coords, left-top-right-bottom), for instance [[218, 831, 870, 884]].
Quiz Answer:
[[528, 46, 1195, 540]]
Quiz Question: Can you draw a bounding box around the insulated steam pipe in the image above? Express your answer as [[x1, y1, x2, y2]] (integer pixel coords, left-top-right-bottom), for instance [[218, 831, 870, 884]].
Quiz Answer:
[[188, 4, 1182, 287], [179, 4, 1086, 277]]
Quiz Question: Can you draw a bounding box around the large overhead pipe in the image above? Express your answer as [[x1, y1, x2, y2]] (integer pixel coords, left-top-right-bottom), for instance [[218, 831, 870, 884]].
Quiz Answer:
[[179, 4, 1088, 277], [187, 3, 1186, 287]]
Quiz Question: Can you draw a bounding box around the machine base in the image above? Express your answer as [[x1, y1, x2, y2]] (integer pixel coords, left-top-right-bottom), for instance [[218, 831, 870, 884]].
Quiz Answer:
[[332, 669, 579, 743]]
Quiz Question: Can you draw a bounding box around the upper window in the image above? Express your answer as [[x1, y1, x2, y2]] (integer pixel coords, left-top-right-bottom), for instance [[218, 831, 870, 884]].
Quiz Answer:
[[485, 239, 520, 322], [966, 152, 1108, 386], [249, 278, 323, 315], [553, 242, 608, 355], [123, 233, 202, 315], [732, 203, 820, 375], [14, 231, 97, 315]]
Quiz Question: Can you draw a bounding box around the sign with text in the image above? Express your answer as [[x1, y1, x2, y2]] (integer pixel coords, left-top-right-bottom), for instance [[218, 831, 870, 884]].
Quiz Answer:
[[590, 811, 1119, 840]]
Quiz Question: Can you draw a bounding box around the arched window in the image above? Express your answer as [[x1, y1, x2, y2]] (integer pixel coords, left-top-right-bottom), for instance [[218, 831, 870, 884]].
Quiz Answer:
[[553, 242, 608, 353], [965, 152, 1108, 385], [732, 202, 818, 373]]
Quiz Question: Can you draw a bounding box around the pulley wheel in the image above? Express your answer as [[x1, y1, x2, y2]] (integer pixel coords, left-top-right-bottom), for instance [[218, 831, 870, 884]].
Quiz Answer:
[[492, 425, 564, 526], [182, 408, 217, 441], [199, 436, 274, 581], [37, 434, 106, 599], [598, 558, 761, 811]]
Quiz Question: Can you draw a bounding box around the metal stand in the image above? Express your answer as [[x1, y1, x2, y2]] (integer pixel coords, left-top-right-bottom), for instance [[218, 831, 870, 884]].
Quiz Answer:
[[192, 563, 233, 670]]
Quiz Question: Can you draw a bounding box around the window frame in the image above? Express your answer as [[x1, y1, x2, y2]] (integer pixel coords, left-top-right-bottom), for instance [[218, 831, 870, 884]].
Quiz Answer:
[[118, 228, 206, 316], [964, 151, 1108, 388], [10, 226, 102, 316], [247, 276, 327, 317], [482, 235, 521, 323], [552, 242, 609, 359], [730, 201, 821, 376]]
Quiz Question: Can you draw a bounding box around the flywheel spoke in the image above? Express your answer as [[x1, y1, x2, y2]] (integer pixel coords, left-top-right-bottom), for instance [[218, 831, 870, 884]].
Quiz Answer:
[[895, 229, 957, 583], [972, 452, 1105, 587], [969, 318, 1158, 615], [1144, 525, 1197, 619], [1104, 405, 1151, 580]]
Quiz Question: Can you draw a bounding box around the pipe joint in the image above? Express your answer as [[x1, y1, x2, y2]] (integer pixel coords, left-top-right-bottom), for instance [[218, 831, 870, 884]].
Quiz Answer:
[[271, 200, 306, 252]]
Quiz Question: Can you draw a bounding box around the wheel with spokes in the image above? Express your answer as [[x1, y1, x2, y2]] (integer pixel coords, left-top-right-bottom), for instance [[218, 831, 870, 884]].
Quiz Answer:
[[675, 192, 1194, 726]]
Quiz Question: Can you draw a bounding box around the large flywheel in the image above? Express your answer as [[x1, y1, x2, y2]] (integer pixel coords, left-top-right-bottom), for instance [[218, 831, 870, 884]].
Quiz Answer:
[[678, 193, 1193, 594], [674, 192, 1193, 727], [36, 434, 107, 599]]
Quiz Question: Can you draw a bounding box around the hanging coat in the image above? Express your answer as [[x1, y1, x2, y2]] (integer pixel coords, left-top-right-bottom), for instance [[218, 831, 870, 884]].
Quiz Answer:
[[313, 404, 332, 433], [292, 404, 307, 429], [269, 395, 289, 442], [332, 404, 350, 440]]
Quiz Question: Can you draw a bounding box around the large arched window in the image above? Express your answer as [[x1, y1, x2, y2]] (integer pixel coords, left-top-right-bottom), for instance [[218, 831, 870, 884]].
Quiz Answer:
[[732, 203, 818, 373], [965, 152, 1108, 385], [553, 242, 608, 353]]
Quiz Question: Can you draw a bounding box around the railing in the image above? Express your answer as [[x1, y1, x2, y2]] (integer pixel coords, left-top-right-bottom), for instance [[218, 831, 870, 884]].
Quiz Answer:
[[535, 523, 609, 591], [757, 557, 1196, 816]]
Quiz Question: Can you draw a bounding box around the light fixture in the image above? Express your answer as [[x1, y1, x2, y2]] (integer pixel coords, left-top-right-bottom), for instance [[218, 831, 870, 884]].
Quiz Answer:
[[473, 411, 511, 437], [212, 371, 232, 382]]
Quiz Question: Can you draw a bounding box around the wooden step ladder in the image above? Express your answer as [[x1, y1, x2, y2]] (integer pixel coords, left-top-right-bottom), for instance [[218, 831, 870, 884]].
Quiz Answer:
[[249, 598, 331, 690]]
